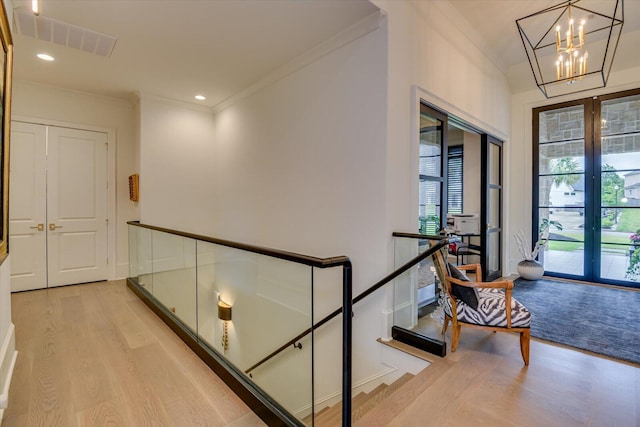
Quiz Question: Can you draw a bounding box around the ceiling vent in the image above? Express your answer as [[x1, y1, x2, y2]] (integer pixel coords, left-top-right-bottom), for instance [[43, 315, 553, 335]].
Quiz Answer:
[[13, 7, 117, 57]]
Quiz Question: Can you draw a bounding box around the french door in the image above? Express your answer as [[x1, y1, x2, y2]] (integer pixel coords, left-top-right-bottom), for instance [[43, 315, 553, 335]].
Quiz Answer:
[[9, 121, 108, 291], [418, 102, 503, 281], [533, 88, 640, 286]]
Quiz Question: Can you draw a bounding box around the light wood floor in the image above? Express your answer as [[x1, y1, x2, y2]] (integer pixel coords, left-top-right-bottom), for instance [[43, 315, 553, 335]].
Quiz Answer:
[[2, 280, 264, 427], [357, 315, 640, 427], [3, 280, 639, 426]]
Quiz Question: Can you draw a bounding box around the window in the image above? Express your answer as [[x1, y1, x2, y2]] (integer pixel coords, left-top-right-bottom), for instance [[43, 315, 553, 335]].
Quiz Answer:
[[447, 145, 463, 214]]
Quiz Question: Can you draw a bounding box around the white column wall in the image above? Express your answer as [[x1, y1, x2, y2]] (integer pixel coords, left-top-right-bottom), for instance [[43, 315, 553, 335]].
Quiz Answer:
[[372, 0, 511, 249], [1, 1, 16, 419]]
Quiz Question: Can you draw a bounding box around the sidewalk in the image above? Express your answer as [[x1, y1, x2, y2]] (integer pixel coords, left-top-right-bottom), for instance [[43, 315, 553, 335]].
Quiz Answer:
[[542, 249, 636, 282]]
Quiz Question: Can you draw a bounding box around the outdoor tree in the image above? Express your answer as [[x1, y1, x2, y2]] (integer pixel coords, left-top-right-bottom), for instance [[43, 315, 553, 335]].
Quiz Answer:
[[551, 157, 581, 188], [601, 164, 624, 207]]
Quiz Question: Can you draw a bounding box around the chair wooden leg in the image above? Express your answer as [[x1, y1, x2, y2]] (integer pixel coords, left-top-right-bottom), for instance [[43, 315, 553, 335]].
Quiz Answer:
[[520, 329, 530, 366], [451, 324, 461, 352], [442, 314, 450, 335]]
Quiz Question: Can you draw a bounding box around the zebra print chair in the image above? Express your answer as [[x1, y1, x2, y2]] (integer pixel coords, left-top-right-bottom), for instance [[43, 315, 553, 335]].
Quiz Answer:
[[432, 245, 531, 366]]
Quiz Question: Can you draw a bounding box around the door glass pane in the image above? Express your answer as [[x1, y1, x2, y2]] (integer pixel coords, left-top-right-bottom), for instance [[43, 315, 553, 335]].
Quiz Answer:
[[418, 180, 441, 234], [489, 232, 500, 273], [537, 104, 586, 279], [489, 188, 500, 229], [489, 143, 500, 185], [539, 140, 585, 174], [600, 93, 640, 283], [419, 106, 444, 234], [601, 94, 640, 137], [539, 106, 584, 142], [540, 209, 585, 275], [539, 174, 585, 208], [419, 116, 442, 177]]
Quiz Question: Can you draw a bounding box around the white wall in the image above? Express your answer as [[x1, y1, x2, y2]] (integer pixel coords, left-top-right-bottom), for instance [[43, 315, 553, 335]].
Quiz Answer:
[[138, 0, 517, 409], [138, 95, 217, 234], [1, 0, 15, 419], [138, 15, 389, 409], [372, 0, 510, 246], [11, 81, 137, 278]]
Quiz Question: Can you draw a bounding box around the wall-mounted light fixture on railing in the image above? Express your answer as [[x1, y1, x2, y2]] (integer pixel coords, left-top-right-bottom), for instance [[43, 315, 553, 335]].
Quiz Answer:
[[516, 0, 624, 98], [218, 297, 232, 352]]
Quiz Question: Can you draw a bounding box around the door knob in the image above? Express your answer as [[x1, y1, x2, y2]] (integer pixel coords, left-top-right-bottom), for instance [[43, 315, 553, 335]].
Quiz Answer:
[[30, 223, 44, 232], [49, 223, 63, 231]]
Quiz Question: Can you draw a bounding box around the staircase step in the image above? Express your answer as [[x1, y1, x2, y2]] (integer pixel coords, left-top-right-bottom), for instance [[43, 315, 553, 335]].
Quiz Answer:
[[352, 373, 414, 421], [310, 373, 415, 426]]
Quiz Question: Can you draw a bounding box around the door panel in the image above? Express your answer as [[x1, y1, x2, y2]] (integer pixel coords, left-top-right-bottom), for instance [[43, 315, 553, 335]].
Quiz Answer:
[[9, 122, 47, 291], [9, 123, 108, 291], [47, 127, 108, 287], [534, 89, 640, 286], [534, 102, 590, 280], [482, 136, 503, 282]]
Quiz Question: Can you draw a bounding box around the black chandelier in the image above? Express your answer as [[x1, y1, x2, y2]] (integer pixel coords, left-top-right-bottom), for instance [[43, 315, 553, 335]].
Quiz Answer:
[[516, 0, 624, 98]]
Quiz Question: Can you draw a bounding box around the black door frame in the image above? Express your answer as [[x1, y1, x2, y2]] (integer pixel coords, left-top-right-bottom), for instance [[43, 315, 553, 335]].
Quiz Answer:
[[419, 100, 504, 281], [481, 135, 504, 282], [532, 87, 640, 287]]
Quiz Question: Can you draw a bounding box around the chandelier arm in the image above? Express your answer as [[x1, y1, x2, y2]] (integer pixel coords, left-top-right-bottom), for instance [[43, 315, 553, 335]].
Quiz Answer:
[[515, 0, 571, 22], [571, 4, 623, 22]]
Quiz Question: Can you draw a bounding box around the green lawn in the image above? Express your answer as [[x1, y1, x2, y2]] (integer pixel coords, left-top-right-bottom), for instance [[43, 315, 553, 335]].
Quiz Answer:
[[548, 240, 583, 251], [616, 209, 640, 233], [548, 231, 633, 252]]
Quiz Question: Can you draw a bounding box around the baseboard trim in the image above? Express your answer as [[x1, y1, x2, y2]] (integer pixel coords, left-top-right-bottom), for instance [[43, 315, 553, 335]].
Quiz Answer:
[[0, 323, 18, 411]]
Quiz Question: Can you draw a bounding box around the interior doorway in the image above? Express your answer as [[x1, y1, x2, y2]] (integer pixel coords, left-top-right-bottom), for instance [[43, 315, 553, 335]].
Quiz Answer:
[[9, 121, 108, 291], [418, 102, 503, 281]]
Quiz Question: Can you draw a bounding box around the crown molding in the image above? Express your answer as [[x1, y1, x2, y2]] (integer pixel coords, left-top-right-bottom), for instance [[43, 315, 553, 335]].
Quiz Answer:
[[213, 10, 383, 114]]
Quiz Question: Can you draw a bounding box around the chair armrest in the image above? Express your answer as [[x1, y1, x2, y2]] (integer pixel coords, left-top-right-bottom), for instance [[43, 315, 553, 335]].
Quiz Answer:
[[476, 280, 514, 290], [456, 263, 482, 281]]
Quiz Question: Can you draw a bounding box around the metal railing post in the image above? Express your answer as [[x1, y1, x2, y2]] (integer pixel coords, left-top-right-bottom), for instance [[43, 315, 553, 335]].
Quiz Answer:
[[342, 262, 352, 427]]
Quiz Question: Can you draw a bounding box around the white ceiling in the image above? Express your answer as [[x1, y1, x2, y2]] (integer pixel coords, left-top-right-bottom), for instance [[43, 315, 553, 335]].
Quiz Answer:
[[11, 0, 380, 107], [10, 0, 639, 107]]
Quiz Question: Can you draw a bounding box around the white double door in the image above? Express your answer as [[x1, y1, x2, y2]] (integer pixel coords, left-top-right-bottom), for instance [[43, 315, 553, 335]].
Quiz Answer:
[[9, 121, 108, 292]]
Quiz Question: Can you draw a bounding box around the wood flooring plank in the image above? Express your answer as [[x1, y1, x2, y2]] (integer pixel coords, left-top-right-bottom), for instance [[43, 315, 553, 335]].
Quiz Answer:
[[5, 280, 638, 427], [75, 400, 127, 427], [3, 280, 262, 427], [28, 354, 76, 427]]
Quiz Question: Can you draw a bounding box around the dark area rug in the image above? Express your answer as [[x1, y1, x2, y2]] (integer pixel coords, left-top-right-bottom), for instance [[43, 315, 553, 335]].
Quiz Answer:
[[513, 278, 640, 365]]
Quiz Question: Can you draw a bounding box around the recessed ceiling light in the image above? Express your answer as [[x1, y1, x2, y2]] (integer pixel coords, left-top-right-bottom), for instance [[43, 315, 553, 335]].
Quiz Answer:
[[195, 95, 206, 101], [37, 53, 54, 61]]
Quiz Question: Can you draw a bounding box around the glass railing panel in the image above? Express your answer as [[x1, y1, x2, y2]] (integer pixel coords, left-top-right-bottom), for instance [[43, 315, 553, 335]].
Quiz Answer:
[[128, 222, 351, 426], [128, 223, 138, 280], [150, 229, 197, 332], [196, 240, 314, 419], [393, 235, 444, 332], [134, 225, 154, 293]]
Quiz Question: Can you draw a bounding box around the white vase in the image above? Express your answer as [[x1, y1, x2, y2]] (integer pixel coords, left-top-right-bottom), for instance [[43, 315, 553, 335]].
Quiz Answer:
[[517, 259, 544, 280]]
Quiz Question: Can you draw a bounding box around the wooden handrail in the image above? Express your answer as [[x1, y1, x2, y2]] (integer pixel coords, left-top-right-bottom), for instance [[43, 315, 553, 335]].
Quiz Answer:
[[128, 221, 351, 269]]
